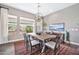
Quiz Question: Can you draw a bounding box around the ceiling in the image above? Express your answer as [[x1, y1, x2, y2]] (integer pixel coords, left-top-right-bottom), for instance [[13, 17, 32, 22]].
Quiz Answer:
[[5, 3, 75, 16]]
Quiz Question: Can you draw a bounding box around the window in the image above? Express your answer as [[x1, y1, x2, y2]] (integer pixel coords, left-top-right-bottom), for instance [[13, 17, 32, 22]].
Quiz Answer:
[[8, 15, 17, 31], [8, 15, 17, 40], [20, 17, 35, 33], [8, 16, 35, 40], [49, 23, 65, 32]]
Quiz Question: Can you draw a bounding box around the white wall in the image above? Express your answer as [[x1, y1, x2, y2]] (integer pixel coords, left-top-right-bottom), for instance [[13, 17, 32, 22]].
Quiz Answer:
[[44, 4, 79, 43]]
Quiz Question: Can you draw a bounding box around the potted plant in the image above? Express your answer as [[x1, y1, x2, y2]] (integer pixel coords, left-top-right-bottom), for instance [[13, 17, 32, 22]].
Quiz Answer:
[[25, 26, 33, 33]]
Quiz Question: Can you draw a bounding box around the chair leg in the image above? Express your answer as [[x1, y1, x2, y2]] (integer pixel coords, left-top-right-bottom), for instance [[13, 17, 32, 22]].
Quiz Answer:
[[54, 45, 60, 55], [54, 50, 57, 55], [39, 44, 41, 50], [28, 46, 32, 54], [24, 43, 29, 54]]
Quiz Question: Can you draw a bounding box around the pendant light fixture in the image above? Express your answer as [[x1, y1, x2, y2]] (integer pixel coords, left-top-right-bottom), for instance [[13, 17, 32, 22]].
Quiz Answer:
[[35, 3, 42, 22]]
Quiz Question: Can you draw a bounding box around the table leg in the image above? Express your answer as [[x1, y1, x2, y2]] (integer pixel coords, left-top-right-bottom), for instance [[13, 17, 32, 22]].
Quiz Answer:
[[41, 45, 45, 53], [41, 40, 45, 53]]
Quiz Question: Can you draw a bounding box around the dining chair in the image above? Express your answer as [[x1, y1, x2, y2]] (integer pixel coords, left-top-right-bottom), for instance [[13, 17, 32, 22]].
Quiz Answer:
[[23, 33, 41, 54], [41, 34, 63, 55]]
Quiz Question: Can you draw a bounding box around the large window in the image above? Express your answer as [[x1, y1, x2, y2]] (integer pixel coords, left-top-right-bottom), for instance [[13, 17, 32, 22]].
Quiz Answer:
[[8, 16, 35, 40], [8, 15, 17, 40], [8, 15, 17, 31], [20, 17, 35, 33], [49, 23, 65, 32]]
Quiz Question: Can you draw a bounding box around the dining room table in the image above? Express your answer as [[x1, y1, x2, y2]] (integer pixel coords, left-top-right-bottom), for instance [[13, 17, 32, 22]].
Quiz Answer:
[[28, 33, 57, 53]]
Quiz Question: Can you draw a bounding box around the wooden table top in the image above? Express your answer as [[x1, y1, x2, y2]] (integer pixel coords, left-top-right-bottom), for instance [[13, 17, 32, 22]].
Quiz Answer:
[[28, 33, 57, 41]]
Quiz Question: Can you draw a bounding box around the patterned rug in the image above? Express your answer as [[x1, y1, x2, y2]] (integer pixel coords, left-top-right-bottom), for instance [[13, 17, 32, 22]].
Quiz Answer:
[[15, 42, 79, 55]]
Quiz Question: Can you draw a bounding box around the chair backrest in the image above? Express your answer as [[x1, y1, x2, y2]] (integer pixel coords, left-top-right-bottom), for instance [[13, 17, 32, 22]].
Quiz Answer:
[[36, 32, 41, 35], [55, 34, 62, 49], [23, 33, 32, 47]]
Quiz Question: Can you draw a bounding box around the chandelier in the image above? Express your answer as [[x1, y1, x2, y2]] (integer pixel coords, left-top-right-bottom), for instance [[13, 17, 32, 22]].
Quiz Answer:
[[35, 3, 43, 22]]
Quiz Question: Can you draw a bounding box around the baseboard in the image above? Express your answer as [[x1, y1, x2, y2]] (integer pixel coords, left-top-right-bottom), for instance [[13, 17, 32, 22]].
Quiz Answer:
[[65, 41, 79, 46]]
